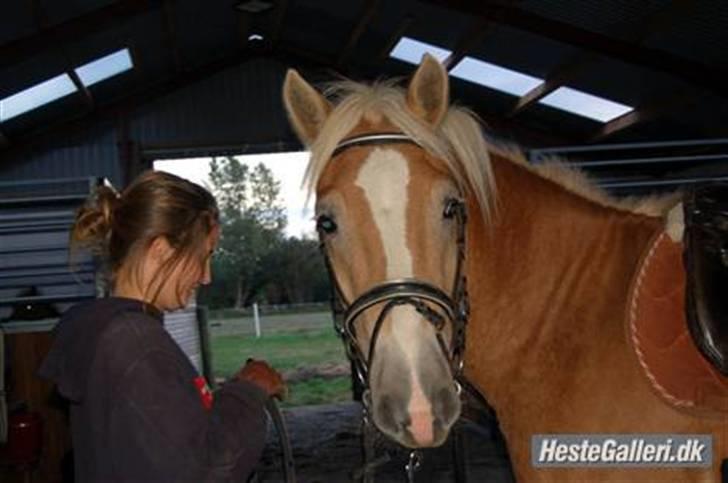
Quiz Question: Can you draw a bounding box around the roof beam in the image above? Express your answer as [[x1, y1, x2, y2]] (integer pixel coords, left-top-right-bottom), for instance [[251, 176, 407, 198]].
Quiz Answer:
[[25, 0, 95, 113], [0, 0, 161, 72], [337, 0, 380, 67], [270, 0, 289, 49], [507, 0, 697, 118], [377, 15, 414, 63], [162, 0, 183, 73], [507, 52, 591, 117], [421, 0, 728, 99], [236, 10, 253, 49], [589, 90, 693, 142], [67, 69, 94, 110], [443, 18, 489, 71]]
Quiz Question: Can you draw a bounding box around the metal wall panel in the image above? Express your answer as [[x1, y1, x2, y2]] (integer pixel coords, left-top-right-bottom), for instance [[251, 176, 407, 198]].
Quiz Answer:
[[0, 126, 122, 185], [164, 307, 203, 375], [0, 177, 100, 321]]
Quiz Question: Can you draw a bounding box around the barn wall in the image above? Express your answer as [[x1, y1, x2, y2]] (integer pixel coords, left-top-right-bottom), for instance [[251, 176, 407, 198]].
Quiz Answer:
[[0, 125, 122, 186], [0, 57, 299, 189], [131, 57, 299, 158]]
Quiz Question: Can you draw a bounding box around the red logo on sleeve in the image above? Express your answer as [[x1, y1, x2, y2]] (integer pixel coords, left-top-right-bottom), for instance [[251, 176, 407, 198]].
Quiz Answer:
[[193, 376, 214, 410]]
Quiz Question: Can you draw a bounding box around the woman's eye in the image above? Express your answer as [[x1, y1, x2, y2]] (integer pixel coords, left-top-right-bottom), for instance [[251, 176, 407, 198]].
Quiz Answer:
[[316, 215, 338, 234]]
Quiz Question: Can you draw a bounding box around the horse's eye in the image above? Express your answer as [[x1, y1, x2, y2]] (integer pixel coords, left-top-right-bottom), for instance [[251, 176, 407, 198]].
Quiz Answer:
[[443, 198, 462, 219], [316, 215, 338, 234]]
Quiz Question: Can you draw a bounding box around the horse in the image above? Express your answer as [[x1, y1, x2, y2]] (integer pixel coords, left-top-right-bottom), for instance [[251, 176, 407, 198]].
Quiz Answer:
[[282, 54, 728, 481]]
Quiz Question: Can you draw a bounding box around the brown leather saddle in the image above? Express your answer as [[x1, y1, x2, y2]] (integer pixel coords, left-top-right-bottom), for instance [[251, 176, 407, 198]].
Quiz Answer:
[[628, 184, 728, 413]]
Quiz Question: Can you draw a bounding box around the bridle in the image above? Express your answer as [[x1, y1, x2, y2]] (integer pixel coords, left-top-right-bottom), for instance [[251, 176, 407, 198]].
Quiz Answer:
[[316, 132, 471, 481]]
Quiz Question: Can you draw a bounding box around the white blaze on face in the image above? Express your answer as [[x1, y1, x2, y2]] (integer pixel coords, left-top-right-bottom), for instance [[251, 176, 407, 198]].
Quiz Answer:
[[356, 147, 435, 445]]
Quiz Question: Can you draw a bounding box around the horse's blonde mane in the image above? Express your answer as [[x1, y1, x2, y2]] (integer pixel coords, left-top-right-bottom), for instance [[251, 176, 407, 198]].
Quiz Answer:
[[305, 80, 495, 220], [489, 144, 680, 217], [305, 79, 677, 219]]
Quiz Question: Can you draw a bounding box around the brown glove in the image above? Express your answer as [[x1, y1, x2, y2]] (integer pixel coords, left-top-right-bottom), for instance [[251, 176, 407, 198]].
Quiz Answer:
[[235, 359, 287, 400]]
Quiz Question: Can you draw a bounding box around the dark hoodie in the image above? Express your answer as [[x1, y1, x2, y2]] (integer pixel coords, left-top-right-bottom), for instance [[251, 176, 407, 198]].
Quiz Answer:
[[38, 297, 268, 482]]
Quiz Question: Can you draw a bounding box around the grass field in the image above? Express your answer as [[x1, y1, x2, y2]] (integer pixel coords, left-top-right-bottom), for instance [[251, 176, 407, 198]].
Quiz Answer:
[[209, 311, 352, 407]]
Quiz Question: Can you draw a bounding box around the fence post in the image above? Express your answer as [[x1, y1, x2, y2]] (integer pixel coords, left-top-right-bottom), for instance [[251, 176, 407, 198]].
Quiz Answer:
[[253, 303, 261, 338]]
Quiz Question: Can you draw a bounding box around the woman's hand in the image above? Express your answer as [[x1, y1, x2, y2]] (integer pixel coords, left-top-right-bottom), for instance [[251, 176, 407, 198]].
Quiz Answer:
[[235, 359, 287, 400]]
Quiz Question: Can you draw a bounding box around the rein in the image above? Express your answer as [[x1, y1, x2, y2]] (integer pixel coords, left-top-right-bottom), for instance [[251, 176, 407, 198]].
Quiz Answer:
[[318, 132, 472, 482]]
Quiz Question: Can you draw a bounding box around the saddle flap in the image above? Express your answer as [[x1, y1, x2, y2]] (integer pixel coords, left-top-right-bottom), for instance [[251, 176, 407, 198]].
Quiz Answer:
[[628, 230, 728, 413]]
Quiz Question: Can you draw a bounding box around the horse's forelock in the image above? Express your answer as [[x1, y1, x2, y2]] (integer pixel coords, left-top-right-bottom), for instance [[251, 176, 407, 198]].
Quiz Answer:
[[306, 80, 496, 222]]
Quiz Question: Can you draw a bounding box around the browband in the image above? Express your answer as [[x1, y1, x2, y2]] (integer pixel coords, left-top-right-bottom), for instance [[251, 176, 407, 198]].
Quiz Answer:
[[331, 133, 420, 158]]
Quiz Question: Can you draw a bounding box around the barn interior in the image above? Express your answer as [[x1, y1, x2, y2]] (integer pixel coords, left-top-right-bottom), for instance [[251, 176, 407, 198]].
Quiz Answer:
[[1, 0, 727, 481]]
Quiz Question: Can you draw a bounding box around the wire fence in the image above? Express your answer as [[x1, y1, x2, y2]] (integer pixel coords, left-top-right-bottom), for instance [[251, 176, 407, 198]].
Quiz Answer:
[[208, 307, 333, 337]]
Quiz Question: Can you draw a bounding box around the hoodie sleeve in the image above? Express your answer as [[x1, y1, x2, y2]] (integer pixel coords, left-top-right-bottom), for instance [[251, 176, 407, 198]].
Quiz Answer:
[[109, 348, 269, 482]]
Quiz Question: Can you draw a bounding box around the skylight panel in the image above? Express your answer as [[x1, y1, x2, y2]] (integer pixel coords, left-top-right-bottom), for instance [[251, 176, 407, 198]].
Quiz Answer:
[[450, 57, 544, 96], [75, 48, 133, 87], [389, 37, 451, 64], [539, 87, 633, 123], [0, 74, 77, 122]]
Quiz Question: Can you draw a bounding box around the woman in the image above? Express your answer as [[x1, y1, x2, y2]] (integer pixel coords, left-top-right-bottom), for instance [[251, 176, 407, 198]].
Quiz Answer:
[[39, 170, 285, 482]]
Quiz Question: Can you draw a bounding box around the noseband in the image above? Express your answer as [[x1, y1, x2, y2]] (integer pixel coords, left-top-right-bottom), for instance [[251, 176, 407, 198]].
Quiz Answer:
[[317, 133, 470, 402]]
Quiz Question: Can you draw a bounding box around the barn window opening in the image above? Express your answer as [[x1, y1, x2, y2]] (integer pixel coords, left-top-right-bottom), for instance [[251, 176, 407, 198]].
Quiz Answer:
[[75, 48, 134, 87], [154, 153, 349, 408], [0, 48, 133, 123], [450, 56, 543, 96], [390, 35, 632, 123], [538, 86, 633, 122], [389, 36, 452, 64], [0, 74, 77, 122]]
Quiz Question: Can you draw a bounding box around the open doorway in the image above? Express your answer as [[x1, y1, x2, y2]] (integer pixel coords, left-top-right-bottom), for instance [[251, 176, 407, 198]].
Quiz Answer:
[[154, 153, 349, 408]]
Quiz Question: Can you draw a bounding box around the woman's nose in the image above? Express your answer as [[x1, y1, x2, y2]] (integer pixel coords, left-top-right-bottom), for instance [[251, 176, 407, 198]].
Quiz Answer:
[[200, 261, 212, 285]]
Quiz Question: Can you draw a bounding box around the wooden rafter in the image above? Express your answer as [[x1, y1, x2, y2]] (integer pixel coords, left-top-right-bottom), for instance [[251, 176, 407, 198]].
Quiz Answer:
[[443, 18, 489, 71], [162, 0, 183, 73], [377, 15, 414, 63], [68, 69, 94, 109], [337, 0, 380, 67], [507, 52, 592, 118], [508, 0, 697, 118], [237, 10, 253, 50], [421, 0, 728, 99], [0, 0, 161, 72], [589, 90, 693, 142], [26, 0, 96, 112], [270, 0, 289, 48]]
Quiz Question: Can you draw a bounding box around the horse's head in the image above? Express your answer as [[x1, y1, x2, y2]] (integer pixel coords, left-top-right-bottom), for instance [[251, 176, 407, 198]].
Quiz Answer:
[[283, 55, 493, 448]]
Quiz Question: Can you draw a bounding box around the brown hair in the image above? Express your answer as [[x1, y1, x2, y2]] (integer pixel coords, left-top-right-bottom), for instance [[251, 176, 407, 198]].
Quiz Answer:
[[71, 170, 219, 304]]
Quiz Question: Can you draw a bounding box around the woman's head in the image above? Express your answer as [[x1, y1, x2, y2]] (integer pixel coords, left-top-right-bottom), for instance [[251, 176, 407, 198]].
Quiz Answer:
[[72, 170, 220, 311]]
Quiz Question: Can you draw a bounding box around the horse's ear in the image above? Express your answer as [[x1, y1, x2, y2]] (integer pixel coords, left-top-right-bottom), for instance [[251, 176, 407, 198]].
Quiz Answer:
[[406, 54, 449, 127], [283, 69, 332, 145]]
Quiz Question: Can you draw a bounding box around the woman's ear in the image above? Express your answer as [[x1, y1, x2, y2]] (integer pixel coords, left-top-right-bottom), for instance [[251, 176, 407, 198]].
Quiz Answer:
[[148, 236, 175, 264]]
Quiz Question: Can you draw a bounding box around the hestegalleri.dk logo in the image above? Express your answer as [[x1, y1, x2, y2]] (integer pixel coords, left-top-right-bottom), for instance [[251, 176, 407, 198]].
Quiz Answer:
[[531, 434, 712, 468]]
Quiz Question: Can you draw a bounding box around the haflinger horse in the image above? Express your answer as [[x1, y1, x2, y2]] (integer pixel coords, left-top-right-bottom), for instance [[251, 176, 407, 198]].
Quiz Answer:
[[283, 54, 728, 481]]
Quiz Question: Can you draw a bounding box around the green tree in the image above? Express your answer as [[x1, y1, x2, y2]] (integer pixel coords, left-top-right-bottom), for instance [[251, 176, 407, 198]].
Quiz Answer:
[[206, 156, 286, 307], [263, 236, 331, 304]]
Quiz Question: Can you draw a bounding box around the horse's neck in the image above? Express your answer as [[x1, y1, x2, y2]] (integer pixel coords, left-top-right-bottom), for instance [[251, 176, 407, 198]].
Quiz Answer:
[[464, 154, 663, 403]]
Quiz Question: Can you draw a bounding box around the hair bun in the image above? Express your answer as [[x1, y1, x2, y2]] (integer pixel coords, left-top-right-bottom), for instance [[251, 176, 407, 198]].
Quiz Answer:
[[70, 184, 120, 253]]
